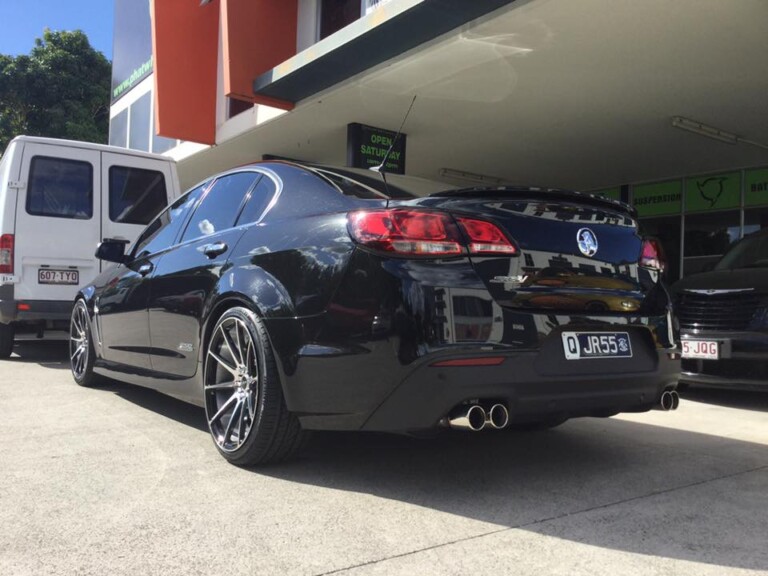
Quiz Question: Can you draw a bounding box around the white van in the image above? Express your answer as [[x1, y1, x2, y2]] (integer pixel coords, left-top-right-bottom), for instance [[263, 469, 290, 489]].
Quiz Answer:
[[0, 136, 181, 357]]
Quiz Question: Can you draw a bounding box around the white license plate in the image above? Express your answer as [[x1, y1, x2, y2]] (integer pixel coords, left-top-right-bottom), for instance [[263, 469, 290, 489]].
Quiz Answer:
[[681, 340, 719, 360], [38, 269, 79, 285], [562, 331, 632, 360]]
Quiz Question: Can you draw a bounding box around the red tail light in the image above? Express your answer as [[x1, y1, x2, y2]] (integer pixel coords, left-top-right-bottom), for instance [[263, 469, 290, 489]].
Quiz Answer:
[[347, 209, 515, 257], [0, 234, 14, 274], [456, 217, 517, 255], [347, 209, 463, 256], [640, 237, 666, 272]]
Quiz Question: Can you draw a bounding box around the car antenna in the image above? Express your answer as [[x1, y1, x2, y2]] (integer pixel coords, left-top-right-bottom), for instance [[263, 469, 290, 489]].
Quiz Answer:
[[369, 95, 417, 195]]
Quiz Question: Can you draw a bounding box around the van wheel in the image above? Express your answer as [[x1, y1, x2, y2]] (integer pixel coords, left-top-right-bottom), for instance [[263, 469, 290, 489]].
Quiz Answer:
[[0, 323, 14, 358], [69, 300, 99, 387], [203, 307, 308, 466]]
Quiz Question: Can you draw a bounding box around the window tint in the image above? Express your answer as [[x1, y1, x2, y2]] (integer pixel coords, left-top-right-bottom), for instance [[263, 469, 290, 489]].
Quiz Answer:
[[236, 175, 279, 225], [26, 156, 93, 219], [133, 184, 206, 258], [181, 172, 259, 242], [109, 165, 168, 224]]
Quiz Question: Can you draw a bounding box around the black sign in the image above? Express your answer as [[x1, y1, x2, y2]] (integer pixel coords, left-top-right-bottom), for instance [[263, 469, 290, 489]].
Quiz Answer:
[[111, 0, 153, 103], [347, 123, 406, 175]]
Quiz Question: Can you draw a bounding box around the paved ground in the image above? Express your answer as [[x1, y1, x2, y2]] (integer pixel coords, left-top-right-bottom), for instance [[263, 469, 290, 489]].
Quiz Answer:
[[1, 339, 766, 576]]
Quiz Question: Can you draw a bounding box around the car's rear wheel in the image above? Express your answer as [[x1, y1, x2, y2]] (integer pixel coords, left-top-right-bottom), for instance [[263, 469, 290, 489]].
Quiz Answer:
[[204, 307, 307, 466], [69, 300, 99, 387], [0, 322, 14, 358]]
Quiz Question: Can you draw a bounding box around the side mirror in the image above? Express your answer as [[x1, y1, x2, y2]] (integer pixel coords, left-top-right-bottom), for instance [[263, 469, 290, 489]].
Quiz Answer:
[[96, 239, 130, 264]]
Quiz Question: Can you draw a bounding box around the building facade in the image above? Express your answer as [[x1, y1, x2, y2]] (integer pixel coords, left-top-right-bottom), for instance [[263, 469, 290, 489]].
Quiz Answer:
[[109, 0, 768, 282]]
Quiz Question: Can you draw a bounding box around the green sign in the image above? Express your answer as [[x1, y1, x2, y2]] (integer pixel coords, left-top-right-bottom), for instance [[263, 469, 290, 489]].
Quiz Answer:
[[347, 123, 406, 174], [746, 168, 768, 207], [633, 180, 682, 217], [592, 187, 621, 201], [685, 172, 740, 212]]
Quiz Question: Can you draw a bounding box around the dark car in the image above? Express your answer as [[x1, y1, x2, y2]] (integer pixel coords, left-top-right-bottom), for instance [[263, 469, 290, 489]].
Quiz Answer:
[[69, 161, 680, 465], [673, 229, 768, 390]]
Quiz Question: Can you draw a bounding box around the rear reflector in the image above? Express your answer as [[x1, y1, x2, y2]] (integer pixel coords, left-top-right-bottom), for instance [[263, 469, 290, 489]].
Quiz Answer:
[[431, 357, 506, 367], [0, 234, 14, 274], [640, 237, 666, 272], [17, 303, 30, 311]]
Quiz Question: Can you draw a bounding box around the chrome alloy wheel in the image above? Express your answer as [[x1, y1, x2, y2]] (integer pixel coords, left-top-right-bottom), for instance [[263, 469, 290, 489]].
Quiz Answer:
[[205, 315, 260, 453], [69, 302, 90, 380]]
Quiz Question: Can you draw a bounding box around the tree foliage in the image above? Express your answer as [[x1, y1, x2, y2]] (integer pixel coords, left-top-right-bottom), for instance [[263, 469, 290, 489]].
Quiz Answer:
[[0, 30, 111, 153]]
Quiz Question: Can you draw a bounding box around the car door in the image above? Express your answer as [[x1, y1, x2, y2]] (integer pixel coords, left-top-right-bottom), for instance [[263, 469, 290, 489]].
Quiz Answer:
[[100, 153, 173, 272], [96, 183, 207, 369], [13, 143, 101, 304], [147, 171, 262, 378]]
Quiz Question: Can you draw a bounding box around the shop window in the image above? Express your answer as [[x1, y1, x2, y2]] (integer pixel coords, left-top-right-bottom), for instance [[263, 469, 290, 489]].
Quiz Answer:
[[129, 92, 151, 152], [638, 216, 682, 283], [320, 0, 361, 39], [228, 97, 254, 119], [683, 210, 740, 276], [109, 109, 128, 148], [743, 209, 768, 237]]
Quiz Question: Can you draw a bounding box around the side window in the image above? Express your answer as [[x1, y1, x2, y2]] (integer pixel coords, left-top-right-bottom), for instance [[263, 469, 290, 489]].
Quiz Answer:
[[181, 172, 259, 242], [132, 184, 206, 258], [26, 156, 93, 219], [109, 165, 168, 225], [236, 175, 279, 225]]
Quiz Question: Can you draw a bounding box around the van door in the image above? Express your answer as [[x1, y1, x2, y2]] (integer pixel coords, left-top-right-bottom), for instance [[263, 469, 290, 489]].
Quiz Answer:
[[14, 143, 101, 305], [101, 153, 173, 269]]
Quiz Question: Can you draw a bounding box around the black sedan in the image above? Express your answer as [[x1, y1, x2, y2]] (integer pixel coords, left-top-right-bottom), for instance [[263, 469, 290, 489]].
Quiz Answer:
[[673, 229, 768, 390], [70, 162, 680, 465]]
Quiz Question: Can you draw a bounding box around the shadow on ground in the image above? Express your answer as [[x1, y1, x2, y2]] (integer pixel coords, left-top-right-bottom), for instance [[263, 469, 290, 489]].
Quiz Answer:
[[86, 376, 768, 573]]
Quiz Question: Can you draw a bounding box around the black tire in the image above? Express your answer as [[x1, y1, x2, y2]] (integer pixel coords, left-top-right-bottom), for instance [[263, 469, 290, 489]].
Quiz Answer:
[[0, 322, 14, 359], [69, 299, 100, 387], [203, 307, 308, 466]]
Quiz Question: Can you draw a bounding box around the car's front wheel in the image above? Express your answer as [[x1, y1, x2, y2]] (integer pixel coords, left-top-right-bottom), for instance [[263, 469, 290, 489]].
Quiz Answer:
[[69, 300, 99, 387], [204, 307, 307, 466]]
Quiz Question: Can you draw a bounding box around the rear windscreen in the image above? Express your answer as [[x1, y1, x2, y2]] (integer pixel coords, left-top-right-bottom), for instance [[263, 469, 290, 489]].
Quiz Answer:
[[109, 165, 167, 224], [26, 156, 93, 220]]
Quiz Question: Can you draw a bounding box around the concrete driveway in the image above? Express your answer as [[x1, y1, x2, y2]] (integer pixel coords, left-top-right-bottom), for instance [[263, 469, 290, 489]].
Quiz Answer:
[[1, 340, 766, 576]]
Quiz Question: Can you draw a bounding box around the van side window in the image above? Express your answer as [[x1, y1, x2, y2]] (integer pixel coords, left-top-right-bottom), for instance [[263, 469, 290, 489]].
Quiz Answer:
[[132, 184, 206, 258], [109, 166, 168, 225], [181, 172, 259, 242], [26, 156, 93, 220]]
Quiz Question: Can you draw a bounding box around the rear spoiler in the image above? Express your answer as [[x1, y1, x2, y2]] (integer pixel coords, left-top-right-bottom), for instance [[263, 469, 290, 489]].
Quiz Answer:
[[430, 186, 637, 218]]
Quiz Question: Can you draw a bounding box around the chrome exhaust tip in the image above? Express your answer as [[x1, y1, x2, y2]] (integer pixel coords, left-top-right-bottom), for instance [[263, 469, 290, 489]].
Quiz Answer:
[[656, 390, 680, 411], [487, 403, 509, 429], [448, 405, 487, 431]]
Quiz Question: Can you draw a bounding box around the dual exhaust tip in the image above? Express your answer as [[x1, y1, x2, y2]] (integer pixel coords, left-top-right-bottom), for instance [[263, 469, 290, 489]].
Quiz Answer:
[[656, 389, 680, 411], [448, 389, 680, 431], [447, 403, 509, 432]]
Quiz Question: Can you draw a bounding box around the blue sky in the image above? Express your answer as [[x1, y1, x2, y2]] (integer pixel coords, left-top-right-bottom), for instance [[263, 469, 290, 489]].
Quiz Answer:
[[0, 0, 115, 59]]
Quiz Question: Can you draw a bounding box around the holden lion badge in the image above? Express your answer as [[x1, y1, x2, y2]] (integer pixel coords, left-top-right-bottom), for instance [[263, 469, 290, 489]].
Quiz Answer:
[[577, 228, 598, 257]]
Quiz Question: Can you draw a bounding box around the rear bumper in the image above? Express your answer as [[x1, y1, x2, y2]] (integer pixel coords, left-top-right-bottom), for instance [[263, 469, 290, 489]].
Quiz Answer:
[[679, 330, 768, 390], [0, 286, 73, 326], [362, 349, 680, 432]]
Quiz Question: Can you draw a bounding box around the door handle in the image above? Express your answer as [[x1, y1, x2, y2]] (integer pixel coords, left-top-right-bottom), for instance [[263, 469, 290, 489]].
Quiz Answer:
[[202, 241, 228, 259], [138, 263, 153, 276]]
